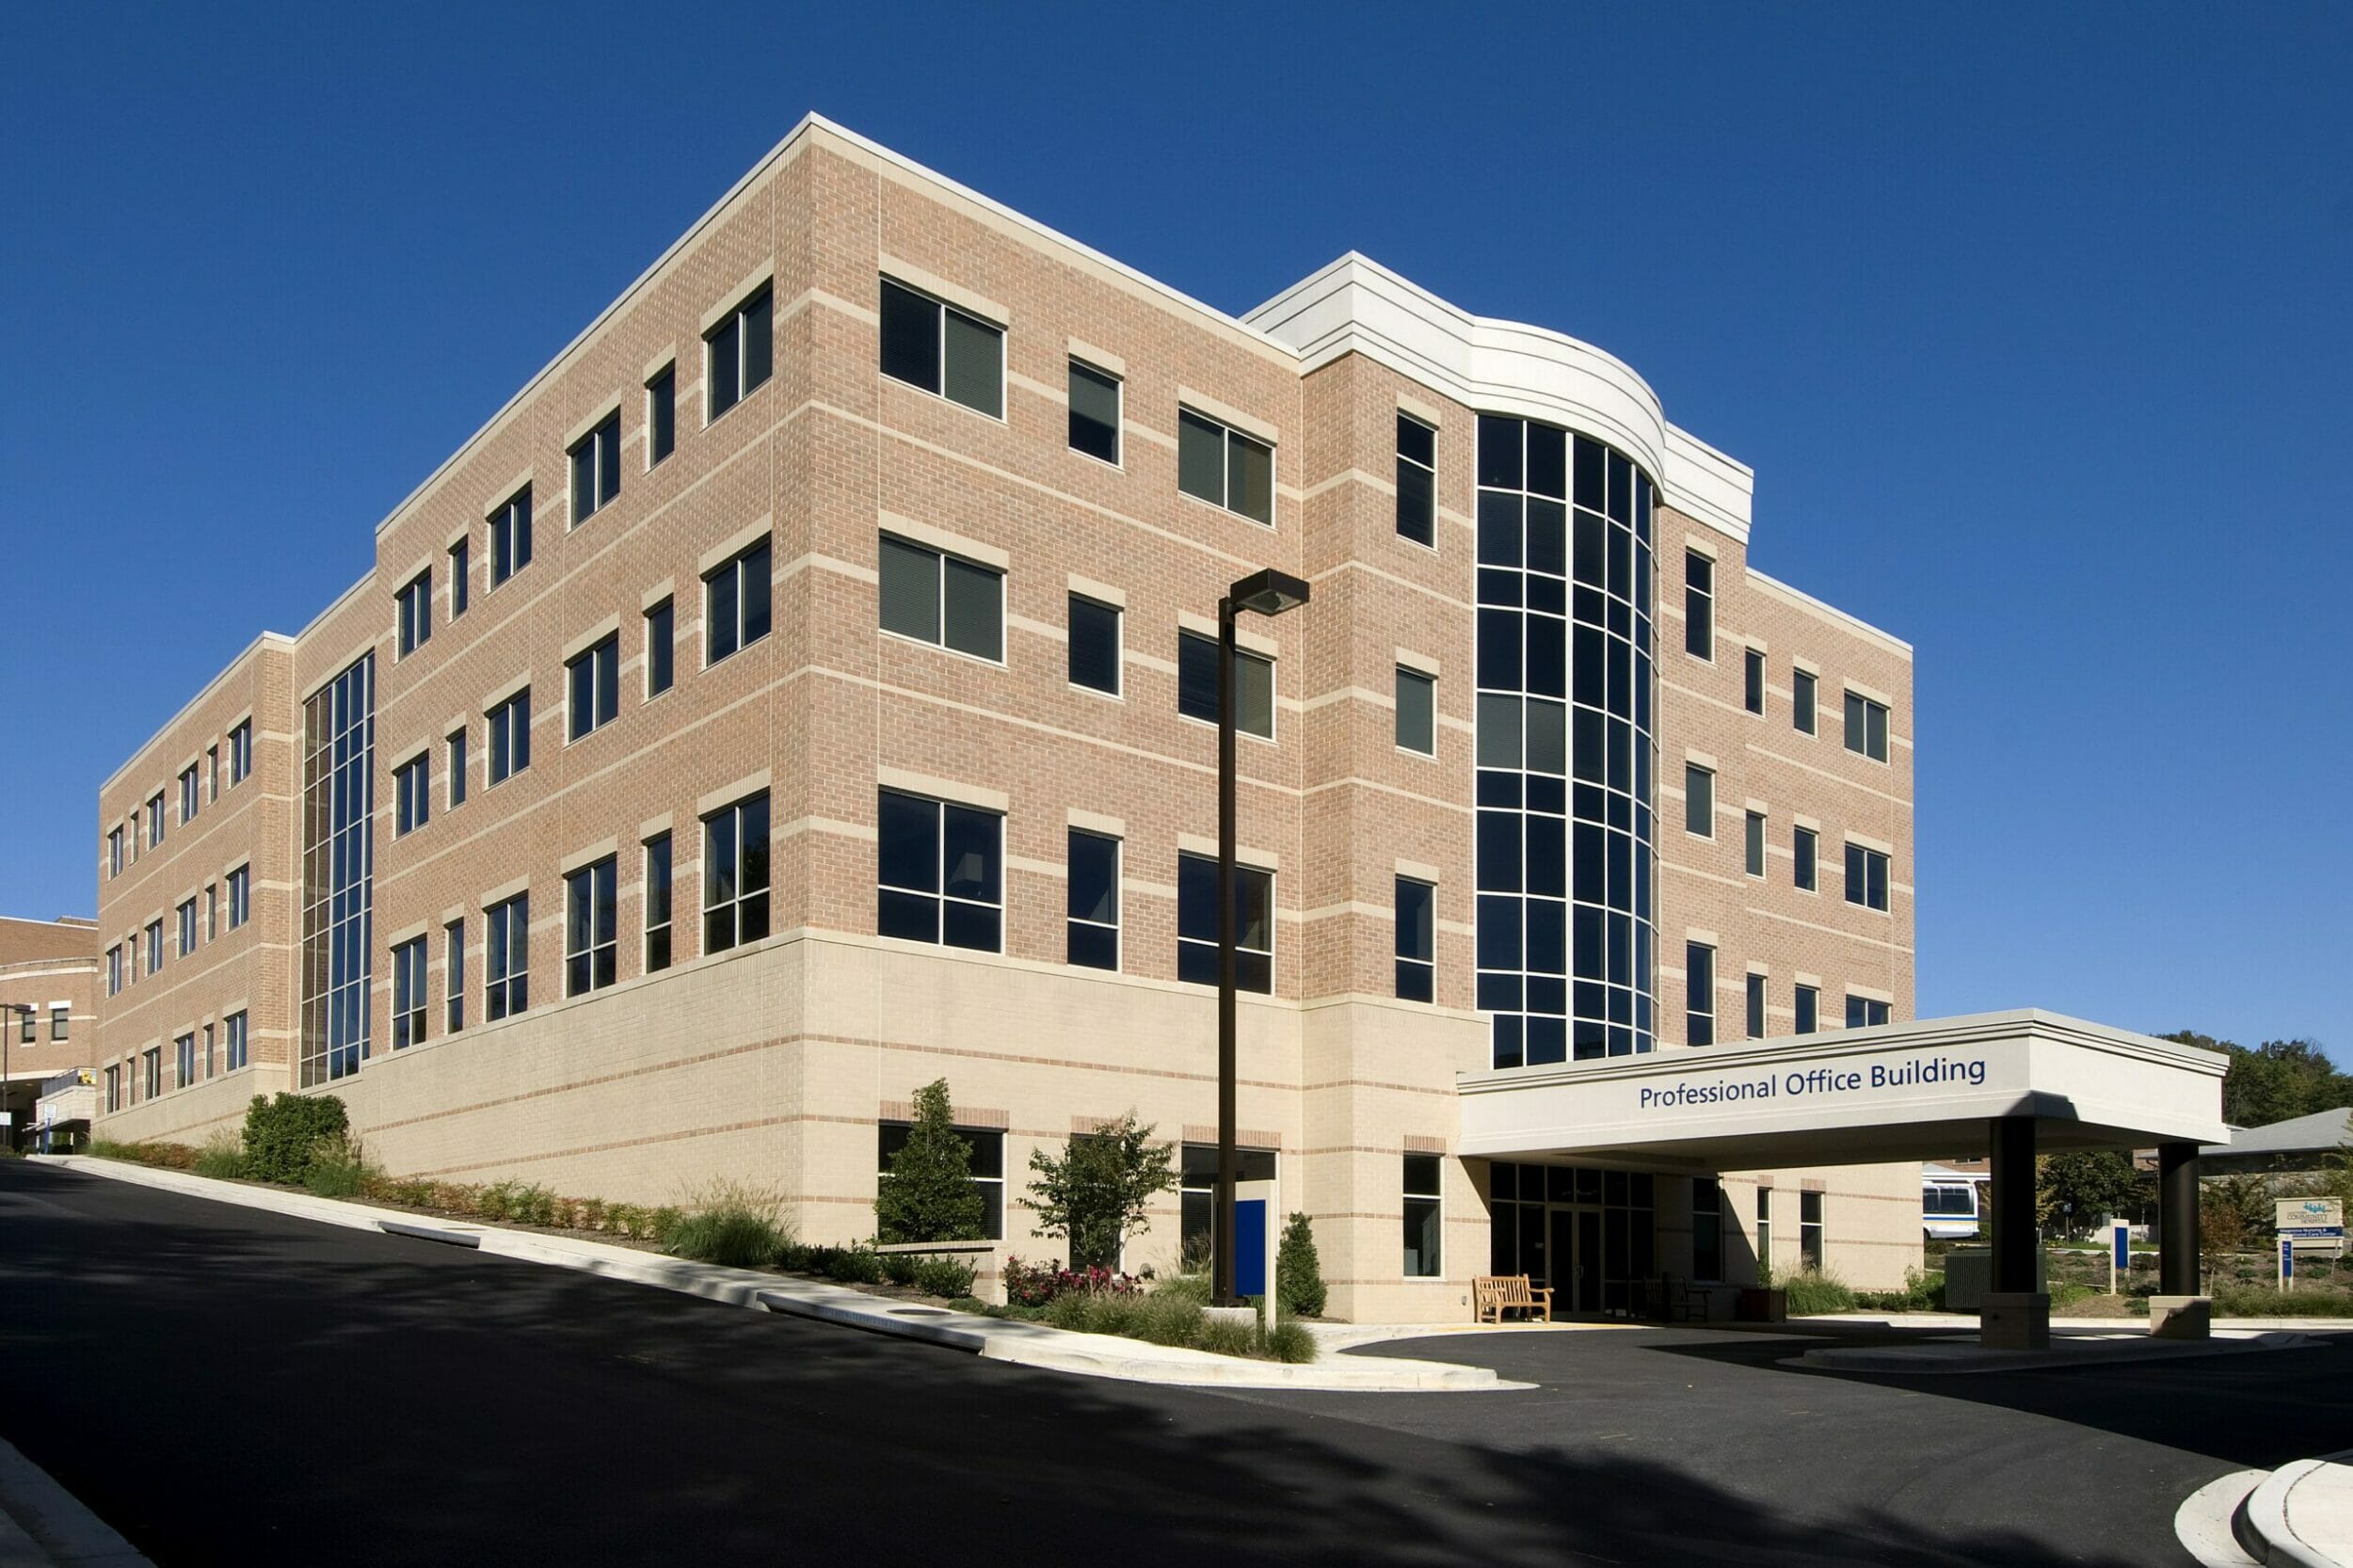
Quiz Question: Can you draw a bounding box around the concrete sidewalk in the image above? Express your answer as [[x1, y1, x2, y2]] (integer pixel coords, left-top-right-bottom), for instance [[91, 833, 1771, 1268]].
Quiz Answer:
[[31, 1156, 1511, 1393]]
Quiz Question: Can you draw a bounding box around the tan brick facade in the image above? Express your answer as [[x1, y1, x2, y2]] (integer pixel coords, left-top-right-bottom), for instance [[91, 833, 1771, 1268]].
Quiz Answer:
[[93, 116, 1918, 1318]]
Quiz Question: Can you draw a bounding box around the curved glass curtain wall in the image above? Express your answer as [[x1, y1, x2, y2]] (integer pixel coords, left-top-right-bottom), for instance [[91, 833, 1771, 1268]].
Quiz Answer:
[[299, 652, 375, 1087], [1474, 415, 1655, 1068]]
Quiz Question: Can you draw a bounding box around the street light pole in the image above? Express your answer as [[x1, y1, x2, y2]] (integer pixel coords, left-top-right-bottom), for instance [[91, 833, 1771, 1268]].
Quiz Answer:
[[1213, 568, 1309, 1308]]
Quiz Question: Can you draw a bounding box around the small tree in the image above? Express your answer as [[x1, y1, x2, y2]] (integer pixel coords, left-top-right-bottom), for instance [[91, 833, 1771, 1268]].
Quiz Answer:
[[2199, 1184, 2248, 1289], [1025, 1112, 1177, 1270], [2035, 1151, 2143, 1240], [242, 1093, 349, 1184], [1276, 1211, 1327, 1317], [874, 1080, 985, 1244]]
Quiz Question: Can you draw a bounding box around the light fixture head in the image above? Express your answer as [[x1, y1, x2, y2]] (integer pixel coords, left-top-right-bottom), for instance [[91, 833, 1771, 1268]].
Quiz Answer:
[[1229, 568, 1310, 618]]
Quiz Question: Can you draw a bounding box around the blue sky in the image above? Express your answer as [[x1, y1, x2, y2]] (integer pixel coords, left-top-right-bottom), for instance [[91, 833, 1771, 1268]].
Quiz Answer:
[[3, 3, 2346, 1055]]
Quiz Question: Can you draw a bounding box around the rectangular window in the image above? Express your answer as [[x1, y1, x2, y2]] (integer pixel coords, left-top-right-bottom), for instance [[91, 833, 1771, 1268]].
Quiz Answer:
[[1746, 972, 1767, 1039], [1067, 360, 1120, 464], [176, 898, 196, 956], [17, 1010, 30, 1045], [145, 920, 163, 975], [1693, 1177, 1724, 1282], [142, 1047, 160, 1099], [1745, 809, 1766, 877], [146, 792, 165, 847], [1396, 666, 1436, 755], [105, 1064, 121, 1112], [108, 826, 123, 877], [704, 537, 773, 665], [444, 920, 465, 1034], [1176, 851, 1273, 993], [391, 936, 427, 1049], [878, 278, 1002, 418], [1176, 408, 1273, 523], [227, 719, 252, 785], [1176, 631, 1273, 739], [1684, 763, 1713, 838], [105, 946, 121, 996], [1686, 941, 1715, 1047], [50, 1004, 67, 1042], [702, 792, 773, 954], [393, 753, 430, 836], [569, 410, 621, 526], [202, 1021, 215, 1077], [1844, 841, 1890, 911], [565, 856, 618, 997], [226, 1010, 248, 1070], [449, 537, 470, 618], [878, 1122, 1006, 1240], [1792, 668, 1817, 735], [396, 569, 432, 656], [1756, 1187, 1773, 1274], [1800, 1190, 1824, 1272], [1396, 877, 1435, 1002], [1793, 826, 1818, 892], [645, 598, 675, 697], [486, 894, 529, 1021], [706, 283, 773, 422], [488, 689, 532, 784], [1068, 594, 1121, 695], [175, 1032, 195, 1090], [878, 535, 1003, 662], [1684, 550, 1713, 660], [179, 763, 200, 824], [1395, 412, 1436, 547], [1403, 1154, 1443, 1277], [566, 633, 620, 740], [1795, 984, 1819, 1034], [489, 488, 533, 587], [646, 363, 677, 467], [876, 790, 1000, 952], [205, 883, 217, 940], [1846, 995, 1892, 1029], [1844, 690, 1890, 763], [1066, 828, 1119, 970], [447, 728, 468, 808], [643, 834, 673, 973], [1744, 648, 1765, 714]]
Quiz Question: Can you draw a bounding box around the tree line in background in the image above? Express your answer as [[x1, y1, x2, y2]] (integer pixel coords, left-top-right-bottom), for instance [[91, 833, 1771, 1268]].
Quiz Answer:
[[2159, 1032, 2350, 1128]]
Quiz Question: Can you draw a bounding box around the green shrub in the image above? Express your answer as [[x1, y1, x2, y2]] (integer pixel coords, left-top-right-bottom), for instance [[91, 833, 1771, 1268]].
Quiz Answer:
[[242, 1094, 349, 1184], [658, 1180, 791, 1267], [1153, 1272, 1212, 1306], [911, 1256, 977, 1298], [89, 1138, 200, 1171], [192, 1128, 249, 1181], [1265, 1320, 1318, 1363], [1853, 1268, 1945, 1313], [1784, 1268, 1855, 1315], [1276, 1212, 1328, 1318], [1195, 1316, 1256, 1356], [882, 1252, 920, 1286], [2213, 1284, 2353, 1318]]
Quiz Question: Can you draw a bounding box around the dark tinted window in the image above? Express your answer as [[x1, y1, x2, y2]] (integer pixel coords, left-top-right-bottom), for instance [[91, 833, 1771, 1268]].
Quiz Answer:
[[1066, 829, 1119, 970], [1068, 360, 1120, 462], [648, 366, 677, 465], [1069, 595, 1120, 694]]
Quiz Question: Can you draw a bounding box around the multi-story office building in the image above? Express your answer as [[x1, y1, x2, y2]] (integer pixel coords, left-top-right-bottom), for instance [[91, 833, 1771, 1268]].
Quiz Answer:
[[0, 914, 101, 1146], [92, 116, 1917, 1320]]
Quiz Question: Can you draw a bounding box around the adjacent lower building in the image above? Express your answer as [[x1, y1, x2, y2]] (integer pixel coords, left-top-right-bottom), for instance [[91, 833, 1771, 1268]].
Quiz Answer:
[[0, 914, 101, 1148], [90, 115, 1919, 1320]]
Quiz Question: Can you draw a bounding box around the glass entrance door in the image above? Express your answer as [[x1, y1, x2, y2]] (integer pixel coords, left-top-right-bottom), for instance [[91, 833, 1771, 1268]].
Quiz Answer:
[[1547, 1208, 1607, 1315]]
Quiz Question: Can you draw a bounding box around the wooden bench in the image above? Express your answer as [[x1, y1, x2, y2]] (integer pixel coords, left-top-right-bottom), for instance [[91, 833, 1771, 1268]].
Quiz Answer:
[[1473, 1274, 1553, 1324]]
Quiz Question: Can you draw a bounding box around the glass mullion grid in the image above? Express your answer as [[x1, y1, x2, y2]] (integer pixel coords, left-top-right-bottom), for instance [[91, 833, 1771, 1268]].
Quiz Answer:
[[1476, 417, 1655, 1070], [297, 657, 373, 1087]]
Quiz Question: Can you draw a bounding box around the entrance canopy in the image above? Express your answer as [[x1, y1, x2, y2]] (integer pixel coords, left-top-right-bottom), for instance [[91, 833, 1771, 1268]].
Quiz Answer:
[[1458, 1010, 2229, 1173]]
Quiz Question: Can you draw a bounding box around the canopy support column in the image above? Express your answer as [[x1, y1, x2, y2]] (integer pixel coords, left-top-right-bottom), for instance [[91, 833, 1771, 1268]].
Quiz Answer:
[[1983, 1114, 2049, 1349]]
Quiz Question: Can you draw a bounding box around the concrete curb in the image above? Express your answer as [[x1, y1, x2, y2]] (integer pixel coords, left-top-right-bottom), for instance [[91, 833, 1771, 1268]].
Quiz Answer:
[[0, 1438, 152, 1567], [2245, 1451, 2353, 1568], [32, 1156, 1509, 1393]]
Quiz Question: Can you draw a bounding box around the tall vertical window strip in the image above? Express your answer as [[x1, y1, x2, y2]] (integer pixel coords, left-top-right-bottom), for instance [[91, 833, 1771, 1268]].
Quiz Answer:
[[1395, 877, 1435, 1002], [643, 834, 673, 972], [1746, 971, 1767, 1039], [702, 792, 772, 954], [391, 936, 427, 1049], [1475, 413, 1656, 1068], [565, 856, 618, 996], [489, 487, 532, 587], [706, 283, 773, 422], [878, 279, 1003, 418], [1402, 1154, 1443, 1277], [569, 411, 621, 525], [1396, 413, 1436, 546], [444, 920, 465, 1034], [1686, 942, 1715, 1046], [1744, 648, 1765, 713], [645, 599, 675, 697], [1683, 551, 1713, 659], [487, 895, 529, 1020], [396, 569, 432, 656], [646, 364, 677, 466], [1067, 360, 1120, 464], [1176, 408, 1273, 523], [1065, 829, 1119, 970], [297, 654, 374, 1087]]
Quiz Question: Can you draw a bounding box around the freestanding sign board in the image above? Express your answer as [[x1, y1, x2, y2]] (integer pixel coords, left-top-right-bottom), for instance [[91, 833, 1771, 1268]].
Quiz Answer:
[[2275, 1197, 2345, 1256]]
